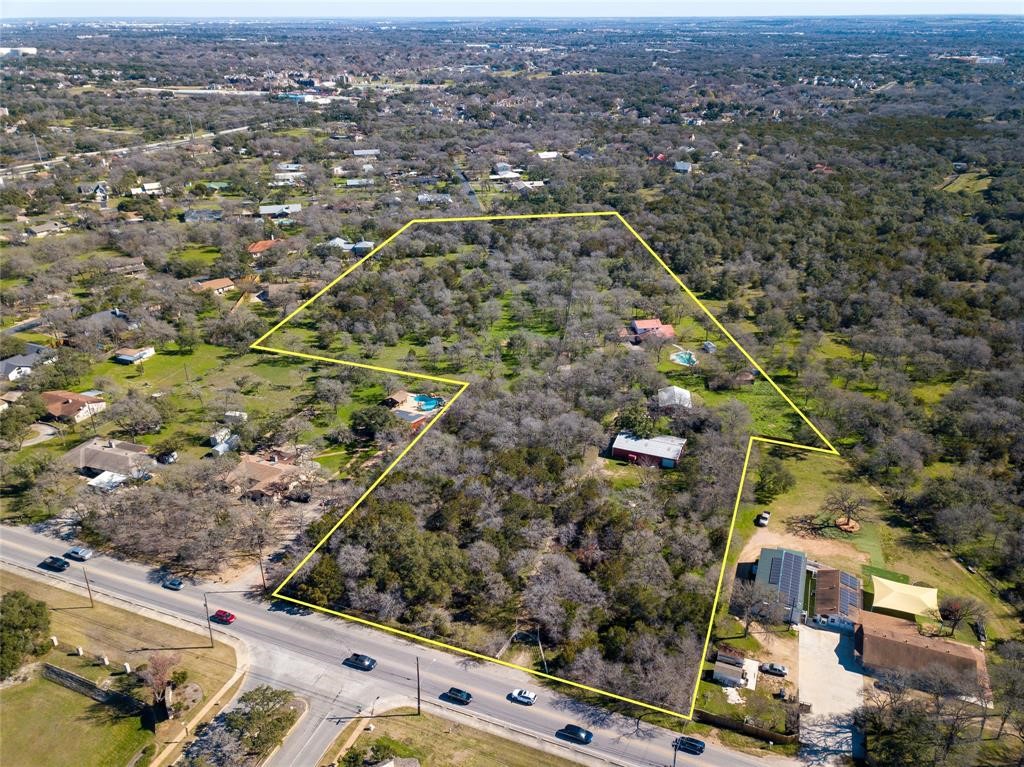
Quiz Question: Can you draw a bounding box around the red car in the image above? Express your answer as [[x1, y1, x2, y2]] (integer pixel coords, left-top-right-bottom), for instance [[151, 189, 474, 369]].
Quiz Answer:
[[211, 609, 236, 624]]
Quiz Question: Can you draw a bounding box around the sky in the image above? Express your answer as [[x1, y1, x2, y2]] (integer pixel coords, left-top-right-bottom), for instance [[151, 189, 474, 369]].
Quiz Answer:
[[5, 0, 1022, 18]]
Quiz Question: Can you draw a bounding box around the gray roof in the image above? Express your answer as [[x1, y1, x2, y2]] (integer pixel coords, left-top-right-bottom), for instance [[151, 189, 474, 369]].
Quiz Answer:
[[65, 437, 154, 477], [258, 204, 302, 215], [0, 343, 54, 377], [611, 432, 687, 461]]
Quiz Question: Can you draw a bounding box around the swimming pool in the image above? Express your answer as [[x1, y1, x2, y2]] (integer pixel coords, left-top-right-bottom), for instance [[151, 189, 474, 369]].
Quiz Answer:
[[415, 394, 445, 411], [670, 350, 698, 367]]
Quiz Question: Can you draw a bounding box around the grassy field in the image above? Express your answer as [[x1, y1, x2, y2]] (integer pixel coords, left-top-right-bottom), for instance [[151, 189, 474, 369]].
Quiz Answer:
[[941, 172, 992, 194], [0, 675, 152, 767], [326, 707, 583, 767], [0, 569, 237, 704]]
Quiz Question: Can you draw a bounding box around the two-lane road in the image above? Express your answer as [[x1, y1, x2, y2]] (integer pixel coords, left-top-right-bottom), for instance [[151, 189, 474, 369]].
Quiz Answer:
[[1, 526, 796, 767]]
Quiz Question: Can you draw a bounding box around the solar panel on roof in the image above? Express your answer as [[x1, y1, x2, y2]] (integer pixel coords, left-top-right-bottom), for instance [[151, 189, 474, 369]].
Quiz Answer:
[[840, 571, 860, 589], [768, 557, 783, 585]]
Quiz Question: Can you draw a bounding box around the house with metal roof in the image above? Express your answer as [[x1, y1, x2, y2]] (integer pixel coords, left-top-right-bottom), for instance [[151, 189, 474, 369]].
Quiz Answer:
[[754, 547, 807, 624], [610, 432, 687, 468], [813, 569, 863, 631]]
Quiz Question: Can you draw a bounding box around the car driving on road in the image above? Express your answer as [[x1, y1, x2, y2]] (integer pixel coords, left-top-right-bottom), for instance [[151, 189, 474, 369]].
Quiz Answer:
[[343, 653, 378, 671], [64, 546, 94, 561], [509, 688, 537, 705], [162, 577, 184, 590], [40, 556, 71, 572], [211, 609, 236, 624], [674, 735, 706, 755], [558, 724, 593, 745], [443, 687, 473, 705]]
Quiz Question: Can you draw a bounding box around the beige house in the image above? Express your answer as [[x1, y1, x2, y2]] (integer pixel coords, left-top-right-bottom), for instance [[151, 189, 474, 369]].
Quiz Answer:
[[41, 390, 107, 423]]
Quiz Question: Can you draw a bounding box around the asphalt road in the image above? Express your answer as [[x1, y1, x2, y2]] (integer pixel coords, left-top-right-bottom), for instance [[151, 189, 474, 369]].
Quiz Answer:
[[1, 525, 798, 767]]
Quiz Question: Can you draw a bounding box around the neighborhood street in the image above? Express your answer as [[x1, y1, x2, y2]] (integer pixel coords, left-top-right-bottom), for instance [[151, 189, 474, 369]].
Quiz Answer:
[[0, 525, 799, 767]]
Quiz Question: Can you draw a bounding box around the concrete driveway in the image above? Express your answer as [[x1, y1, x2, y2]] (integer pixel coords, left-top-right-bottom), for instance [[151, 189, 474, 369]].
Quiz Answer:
[[797, 625, 865, 765]]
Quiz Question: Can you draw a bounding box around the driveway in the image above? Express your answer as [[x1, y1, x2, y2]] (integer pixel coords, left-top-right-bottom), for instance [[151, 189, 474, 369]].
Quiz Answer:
[[797, 625, 865, 765], [22, 423, 57, 447]]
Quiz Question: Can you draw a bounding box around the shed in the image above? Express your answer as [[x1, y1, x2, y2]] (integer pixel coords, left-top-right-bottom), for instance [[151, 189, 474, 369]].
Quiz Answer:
[[656, 386, 692, 409]]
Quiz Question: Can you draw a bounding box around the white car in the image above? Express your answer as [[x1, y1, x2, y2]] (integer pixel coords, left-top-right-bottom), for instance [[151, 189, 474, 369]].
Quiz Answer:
[[64, 546, 94, 561], [510, 689, 537, 705]]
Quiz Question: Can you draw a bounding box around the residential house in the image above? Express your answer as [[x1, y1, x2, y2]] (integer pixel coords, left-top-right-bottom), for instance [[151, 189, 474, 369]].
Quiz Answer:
[[855, 611, 988, 689], [130, 182, 163, 197], [41, 390, 107, 423], [620, 318, 675, 344], [207, 434, 240, 457], [223, 410, 249, 425], [77, 308, 136, 341], [417, 192, 452, 205], [64, 437, 155, 491], [111, 346, 155, 365], [610, 432, 687, 469], [536, 151, 559, 160], [656, 386, 692, 409], [713, 650, 748, 687], [345, 178, 374, 187], [192, 277, 235, 295], [1, 343, 55, 381], [210, 427, 232, 447], [352, 148, 380, 157], [276, 162, 304, 172], [813, 570, 862, 631], [258, 204, 302, 217], [183, 208, 224, 224], [28, 221, 67, 238], [248, 239, 286, 257], [353, 241, 375, 256], [754, 547, 807, 624], [225, 452, 302, 501], [108, 257, 147, 276]]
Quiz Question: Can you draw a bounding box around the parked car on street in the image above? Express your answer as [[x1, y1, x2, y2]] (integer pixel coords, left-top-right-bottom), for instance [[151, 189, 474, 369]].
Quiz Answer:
[[64, 546, 94, 561], [40, 556, 71, 572], [444, 687, 473, 705], [162, 577, 184, 590], [509, 689, 537, 705], [759, 662, 788, 677], [558, 724, 594, 745], [343, 653, 378, 671], [674, 735, 706, 755], [211, 609, 236, 624], [755, 511, 771, 527]]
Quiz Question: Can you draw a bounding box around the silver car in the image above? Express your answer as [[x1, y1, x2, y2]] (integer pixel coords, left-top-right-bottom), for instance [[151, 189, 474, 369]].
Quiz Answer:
[[65, 546, 94, 561]]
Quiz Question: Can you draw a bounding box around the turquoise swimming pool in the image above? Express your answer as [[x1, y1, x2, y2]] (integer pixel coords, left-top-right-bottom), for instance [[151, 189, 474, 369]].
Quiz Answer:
[[670, 350, 698, 367], [415, 394, 444, 411]]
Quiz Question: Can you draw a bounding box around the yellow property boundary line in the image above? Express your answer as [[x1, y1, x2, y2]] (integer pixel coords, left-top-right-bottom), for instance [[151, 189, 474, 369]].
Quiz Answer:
[[250, 210, 839, 721]]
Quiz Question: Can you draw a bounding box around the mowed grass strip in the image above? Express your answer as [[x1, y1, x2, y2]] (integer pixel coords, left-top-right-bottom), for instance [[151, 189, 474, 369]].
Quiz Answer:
[[0, 675, 152, 767], [0, 569, 237, 708], [327, 707, 582, 767]]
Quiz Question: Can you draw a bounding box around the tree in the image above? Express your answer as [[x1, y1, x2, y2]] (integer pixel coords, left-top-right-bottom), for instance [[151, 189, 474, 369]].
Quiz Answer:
[[729, 580, 786, 636], [349, 405, 394, 439], [0, 591, 50, 679], [821, 486, 870, 529], [224, 685, 298, 758], [109, 391, 163, 438], [138, 652, 181, 704], [754, 455, 795, 504], [937, 595, 985, 637], [615, 400, 654, 439]]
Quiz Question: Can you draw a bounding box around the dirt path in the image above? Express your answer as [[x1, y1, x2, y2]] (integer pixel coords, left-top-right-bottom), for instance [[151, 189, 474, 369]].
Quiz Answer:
[[738, 526, 870, 574]]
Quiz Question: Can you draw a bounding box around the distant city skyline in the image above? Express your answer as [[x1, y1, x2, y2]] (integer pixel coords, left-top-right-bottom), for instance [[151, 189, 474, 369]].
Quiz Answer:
[[5, 0, 1022, 20]]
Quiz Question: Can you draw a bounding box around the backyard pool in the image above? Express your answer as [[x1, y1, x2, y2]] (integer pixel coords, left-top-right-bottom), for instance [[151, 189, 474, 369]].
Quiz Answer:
[[670, 350, 698, 367], [415, 394, 445, 411]]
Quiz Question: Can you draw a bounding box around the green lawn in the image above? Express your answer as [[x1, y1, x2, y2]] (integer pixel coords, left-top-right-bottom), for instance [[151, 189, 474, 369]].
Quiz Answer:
[[941, 172, 992, 194], [0, 676, 152, 767]]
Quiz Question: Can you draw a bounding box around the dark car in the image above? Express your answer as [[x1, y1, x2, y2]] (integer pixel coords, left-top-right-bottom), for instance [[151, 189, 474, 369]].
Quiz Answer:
[[211, 609, 236, 624], [444, 687, 473, 705], [558, 724, 594, 745], [971, 621, 988, 644], [162, 577, 184, 591], [674, 735, 706, 755], [40, 556, 71, 572], [343, 653, 378, 671]]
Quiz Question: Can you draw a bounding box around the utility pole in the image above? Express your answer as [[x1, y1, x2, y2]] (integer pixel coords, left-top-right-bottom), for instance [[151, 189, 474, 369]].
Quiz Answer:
[[83, 567, 94, 608], [416, 657, 421, 715], [535, 631, 549, 675], [203, 594, 214, 648]]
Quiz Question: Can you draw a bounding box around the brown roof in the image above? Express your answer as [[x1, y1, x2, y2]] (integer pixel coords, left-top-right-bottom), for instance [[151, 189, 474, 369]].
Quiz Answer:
[[194, 277, 235, 292], [855, 611, 987, 687], [41, 390, 103, 419], [815, 569, 862, 618], [64, 437, 153, 476], [247, 239, 284, 254], [225, 454, 299, 496]]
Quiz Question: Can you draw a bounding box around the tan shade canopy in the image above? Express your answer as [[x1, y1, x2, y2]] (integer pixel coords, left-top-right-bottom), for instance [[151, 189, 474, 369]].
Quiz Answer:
[[871, 576, 938, 616]]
